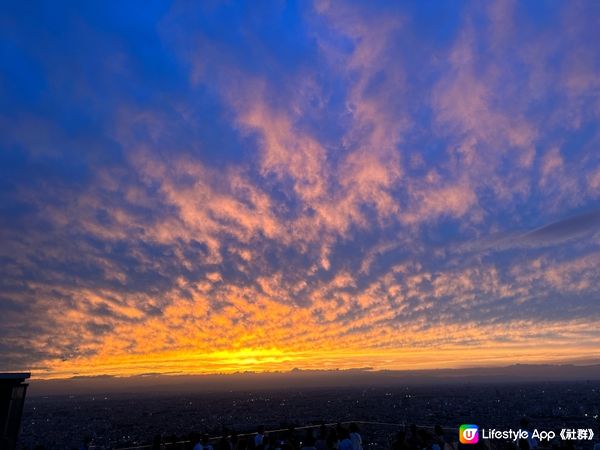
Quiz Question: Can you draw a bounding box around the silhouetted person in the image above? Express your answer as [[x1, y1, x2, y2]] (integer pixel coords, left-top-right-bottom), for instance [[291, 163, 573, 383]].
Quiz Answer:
[[315, 426, 328, 450], [433, 425, 451, 450], [282, 427, 298, 450], [203, 434, 214, 450], [407, 425, 420, 450], [231, 432, 240, 450], [218, 435, 233, 450], [255, 426, 266, 450], [338, 428, 352, 450], [78, 436, 91, 450], [167, 434, 180, 450], [192, 433, 201, 450], [187, 433, 198, 450], [418, 429, 432, 450], [391, 431, 408, 450], [349, 423, 362, 450], [520, 418, 537, 450], [326, 427, 338, 450], [432, 425, 442, 450], [266, 432, 280, 450], [301, 429, 316, 450], [518, 438, 530, 450]]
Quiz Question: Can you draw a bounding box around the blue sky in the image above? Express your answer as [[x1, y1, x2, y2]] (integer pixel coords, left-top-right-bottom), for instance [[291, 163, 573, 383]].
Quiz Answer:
[[1, 0, 600, 377]]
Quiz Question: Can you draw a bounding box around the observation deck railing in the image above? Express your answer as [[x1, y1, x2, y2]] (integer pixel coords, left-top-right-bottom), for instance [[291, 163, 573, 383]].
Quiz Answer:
[[112, 421, 458, 450]]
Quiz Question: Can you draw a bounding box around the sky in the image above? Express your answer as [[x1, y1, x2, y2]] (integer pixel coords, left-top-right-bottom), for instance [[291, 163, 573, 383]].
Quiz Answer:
[[1, 0, 600, 380]]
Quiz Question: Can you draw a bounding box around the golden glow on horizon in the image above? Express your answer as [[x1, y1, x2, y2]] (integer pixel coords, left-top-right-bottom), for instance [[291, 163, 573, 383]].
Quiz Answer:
[[27, 260, 600, 380], [33, 343, 600, 380], [24, 263, 600, 380]]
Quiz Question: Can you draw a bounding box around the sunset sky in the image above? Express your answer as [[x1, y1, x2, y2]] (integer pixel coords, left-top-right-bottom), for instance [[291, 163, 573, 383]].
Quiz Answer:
[[1, 1, 600, 379]]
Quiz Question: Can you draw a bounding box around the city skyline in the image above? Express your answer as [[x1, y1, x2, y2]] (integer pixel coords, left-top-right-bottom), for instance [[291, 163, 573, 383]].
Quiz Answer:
[[1, 1, 600, 379]]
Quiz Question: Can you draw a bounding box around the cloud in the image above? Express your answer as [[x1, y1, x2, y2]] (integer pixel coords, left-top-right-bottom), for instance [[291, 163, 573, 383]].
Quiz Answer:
[[460, 209, 600, 255], [523, 209, 600, 244], [1, 0, 600, 377]]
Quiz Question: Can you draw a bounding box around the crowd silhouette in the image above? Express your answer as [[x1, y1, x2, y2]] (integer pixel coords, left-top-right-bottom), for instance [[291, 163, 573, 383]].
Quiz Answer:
[[128, 422, 487, 450], [185, 423, 365, 450], [21, 419, 600, 450]]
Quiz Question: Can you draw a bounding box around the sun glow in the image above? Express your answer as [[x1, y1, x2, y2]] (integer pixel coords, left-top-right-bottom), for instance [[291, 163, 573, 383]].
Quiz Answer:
[[33, 342, 600, 380]]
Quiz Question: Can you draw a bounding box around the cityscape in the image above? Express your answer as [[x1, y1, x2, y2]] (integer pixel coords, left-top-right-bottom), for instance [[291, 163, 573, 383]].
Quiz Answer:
[[2, 0, 600, 449], [18, 381, 600, 449]]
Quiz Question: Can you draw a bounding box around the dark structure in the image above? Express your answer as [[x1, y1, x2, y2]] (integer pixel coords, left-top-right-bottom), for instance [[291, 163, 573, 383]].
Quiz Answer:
[[0, 373, 30, 450]]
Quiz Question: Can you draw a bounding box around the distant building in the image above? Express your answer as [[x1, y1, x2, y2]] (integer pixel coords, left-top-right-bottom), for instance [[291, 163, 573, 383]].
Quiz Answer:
[[0, 373, 30, 450]]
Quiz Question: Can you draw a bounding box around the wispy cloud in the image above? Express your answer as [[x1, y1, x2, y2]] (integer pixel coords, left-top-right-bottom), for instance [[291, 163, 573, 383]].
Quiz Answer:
[[1, 0, 599, 377]]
